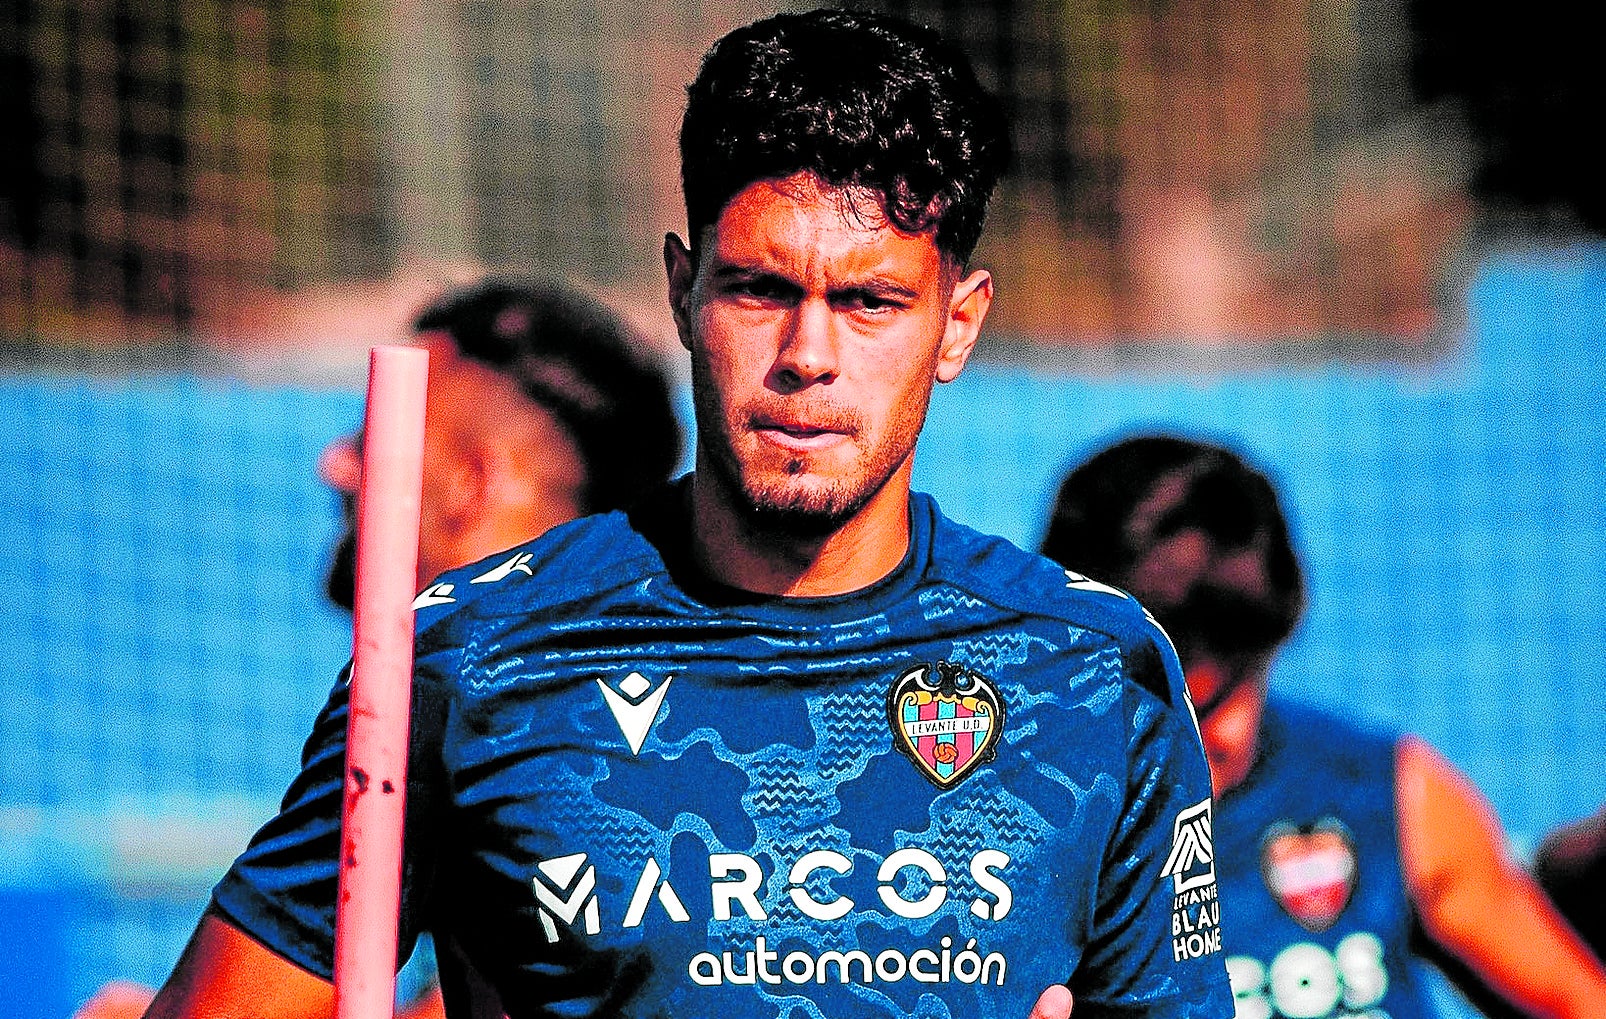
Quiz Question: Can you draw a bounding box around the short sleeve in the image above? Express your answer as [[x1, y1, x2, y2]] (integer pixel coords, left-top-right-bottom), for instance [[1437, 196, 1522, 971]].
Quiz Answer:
[[1071, 625, 1234, 1017], [210, 644, 452, 979]]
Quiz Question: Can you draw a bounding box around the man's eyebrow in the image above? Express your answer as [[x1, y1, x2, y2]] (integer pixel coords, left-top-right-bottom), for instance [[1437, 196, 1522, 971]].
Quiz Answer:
[[707, 261, 922, 300], [708, 263, 782, 282], [831, 278, 922, 300]]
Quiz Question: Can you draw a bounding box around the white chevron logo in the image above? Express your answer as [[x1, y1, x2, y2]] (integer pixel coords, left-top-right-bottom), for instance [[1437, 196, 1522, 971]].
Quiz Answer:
[[531, 852, 599, 943], [471, 552, 535, 584], [1162, 799, 1216, 893], [1063, 569, 1127, 599], [411, 583, 456, 609], [596, 672, 673, 756]]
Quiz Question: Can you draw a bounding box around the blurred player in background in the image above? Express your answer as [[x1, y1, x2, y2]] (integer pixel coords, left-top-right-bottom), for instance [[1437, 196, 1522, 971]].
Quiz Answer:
[[70, 276, 682, 1019], [1041, 433, 1606, 1019], [318, 275, 683, 614], [138, 9, 1227, 1018]]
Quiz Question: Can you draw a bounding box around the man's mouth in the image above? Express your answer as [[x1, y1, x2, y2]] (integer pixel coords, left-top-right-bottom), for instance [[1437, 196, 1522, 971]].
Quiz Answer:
[[752, 416, 851, 451]]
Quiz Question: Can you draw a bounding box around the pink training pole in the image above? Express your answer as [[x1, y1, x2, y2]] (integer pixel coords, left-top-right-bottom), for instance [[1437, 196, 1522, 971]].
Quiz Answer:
[[334, 345, 429, 1019]]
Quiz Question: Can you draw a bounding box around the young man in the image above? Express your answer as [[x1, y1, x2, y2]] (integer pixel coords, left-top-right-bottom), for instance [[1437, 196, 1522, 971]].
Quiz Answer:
[[1042, 434, 1606, 1019], [145, 12, 1230, 1018]]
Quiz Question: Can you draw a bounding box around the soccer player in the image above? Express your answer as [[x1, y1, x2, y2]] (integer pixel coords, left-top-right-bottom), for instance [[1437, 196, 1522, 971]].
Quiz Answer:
[[1042, 434, 1606, 1019], [144, 11, 1231, 1018]]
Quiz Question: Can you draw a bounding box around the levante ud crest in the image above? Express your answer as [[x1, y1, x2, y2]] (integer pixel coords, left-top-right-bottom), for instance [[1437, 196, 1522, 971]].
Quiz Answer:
[[887, 660, 1005, 788], [1259, 817, 1358, 932]]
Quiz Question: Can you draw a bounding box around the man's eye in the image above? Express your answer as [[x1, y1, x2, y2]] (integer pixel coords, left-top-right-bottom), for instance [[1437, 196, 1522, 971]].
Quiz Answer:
[[847, 293, 905, 314], [729, 279, 791, 302]]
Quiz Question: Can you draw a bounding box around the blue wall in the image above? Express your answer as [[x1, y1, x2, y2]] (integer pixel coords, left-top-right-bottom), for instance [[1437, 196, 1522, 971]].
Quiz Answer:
[[2, 248, 1603, 1016], [0, 378, 362, 1016]]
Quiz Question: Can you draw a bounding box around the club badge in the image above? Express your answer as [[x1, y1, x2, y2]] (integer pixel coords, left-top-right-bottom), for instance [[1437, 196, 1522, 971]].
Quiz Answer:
[[1260, 817, 1358, 932], [887, 660, 1005, 788]]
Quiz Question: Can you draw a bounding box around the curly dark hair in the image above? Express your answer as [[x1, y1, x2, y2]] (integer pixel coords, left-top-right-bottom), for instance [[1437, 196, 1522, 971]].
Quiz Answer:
[[1041, 435, 1306, 660], [414, 277, 682, 515], [680, 8, 1010, 265]]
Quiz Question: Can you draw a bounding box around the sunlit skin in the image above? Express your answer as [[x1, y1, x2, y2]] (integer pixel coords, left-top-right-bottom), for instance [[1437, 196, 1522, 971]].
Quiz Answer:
[[665, 172, 992, 597], [1180, 657, 1268, 798], [1026, 983, 1075, 1019]]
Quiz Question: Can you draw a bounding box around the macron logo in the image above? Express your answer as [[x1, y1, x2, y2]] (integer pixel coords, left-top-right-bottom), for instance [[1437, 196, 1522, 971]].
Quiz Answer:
[[471, 552, 535, 584], [1162, 799, 1216, 893], [597, 672, 673, 756], [1063, 569, 1127, 599], [411, 583, 456, 609]]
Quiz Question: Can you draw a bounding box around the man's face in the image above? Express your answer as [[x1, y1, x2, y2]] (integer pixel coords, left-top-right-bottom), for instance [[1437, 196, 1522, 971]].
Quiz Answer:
[[665, 172, 990, 531], [320, 359, 466, 612], [1122, 508, 1277, 775], [320, 341, 585, 609]]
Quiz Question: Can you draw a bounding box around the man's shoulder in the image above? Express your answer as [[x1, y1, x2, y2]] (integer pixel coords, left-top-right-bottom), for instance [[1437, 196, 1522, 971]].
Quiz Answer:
[[922, 498, 1185, 709], [924, 499, 1165, 647], [413, 509, 663, 630]]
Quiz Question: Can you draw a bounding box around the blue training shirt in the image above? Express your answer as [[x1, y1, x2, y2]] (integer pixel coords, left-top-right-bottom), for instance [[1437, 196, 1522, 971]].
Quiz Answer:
[[214, 484, 1232, 1018], [1214, 697, 1431, 1019]]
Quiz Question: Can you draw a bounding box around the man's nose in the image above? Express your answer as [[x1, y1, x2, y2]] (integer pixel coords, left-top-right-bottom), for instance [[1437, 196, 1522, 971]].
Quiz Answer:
[[770, 299, 840, 391], [318, 435, 362, 493]]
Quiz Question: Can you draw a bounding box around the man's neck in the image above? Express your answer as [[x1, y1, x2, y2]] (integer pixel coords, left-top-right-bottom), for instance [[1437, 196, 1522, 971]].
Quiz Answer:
[[1202, 679, 1268, 798], [688, 466, 914, 598]]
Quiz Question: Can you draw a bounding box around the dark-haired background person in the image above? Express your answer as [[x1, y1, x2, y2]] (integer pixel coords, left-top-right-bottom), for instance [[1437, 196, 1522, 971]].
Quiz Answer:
[[318, 275, 685, 614], [70, 276, 682, 1019], [141, 10, 1229, 1019], [319, 276, 687, 1019], [1041, 434, 1606, 1019]]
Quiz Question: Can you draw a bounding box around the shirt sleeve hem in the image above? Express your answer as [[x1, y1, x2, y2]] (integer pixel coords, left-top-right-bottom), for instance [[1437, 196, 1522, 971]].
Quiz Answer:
[[210, 873, 337, 981]]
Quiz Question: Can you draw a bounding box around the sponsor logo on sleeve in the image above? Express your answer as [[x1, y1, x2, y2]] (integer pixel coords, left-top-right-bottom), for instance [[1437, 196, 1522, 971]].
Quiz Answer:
[[886, 660, 1005, 789], [1163, 799, 1222, 961], [1163, 799, 1216, 893]]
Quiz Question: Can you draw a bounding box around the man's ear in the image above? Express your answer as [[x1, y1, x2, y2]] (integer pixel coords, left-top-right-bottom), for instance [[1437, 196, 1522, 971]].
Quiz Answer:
[[664, 233, 697, 352], [438, 441, 488, 535], [936, 268, 992, 383]]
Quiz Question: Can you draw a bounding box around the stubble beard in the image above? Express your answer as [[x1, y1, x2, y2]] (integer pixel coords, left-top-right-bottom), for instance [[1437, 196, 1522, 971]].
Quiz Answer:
[[691, 367, 911, 541], [741, 454, 881, 538]]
